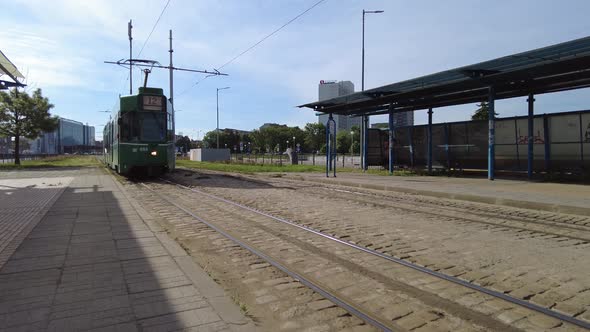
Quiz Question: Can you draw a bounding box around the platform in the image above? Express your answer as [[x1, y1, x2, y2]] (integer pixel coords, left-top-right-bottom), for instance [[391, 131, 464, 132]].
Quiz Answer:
[[284, 172, 590, 216], [0, 169, 253, 332]]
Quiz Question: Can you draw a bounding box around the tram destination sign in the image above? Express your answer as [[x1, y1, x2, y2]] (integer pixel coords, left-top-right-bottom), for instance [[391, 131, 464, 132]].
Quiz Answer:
[[143, 96, 164, 111]]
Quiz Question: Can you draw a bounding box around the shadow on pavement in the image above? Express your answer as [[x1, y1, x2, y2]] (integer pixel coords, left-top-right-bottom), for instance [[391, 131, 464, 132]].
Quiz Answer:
[[0, 175, 226, 331]]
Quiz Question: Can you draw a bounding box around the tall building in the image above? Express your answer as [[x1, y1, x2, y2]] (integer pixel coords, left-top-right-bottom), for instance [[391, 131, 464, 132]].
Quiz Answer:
[[371, 111, 415, 129], [317, 80, 361, 132]]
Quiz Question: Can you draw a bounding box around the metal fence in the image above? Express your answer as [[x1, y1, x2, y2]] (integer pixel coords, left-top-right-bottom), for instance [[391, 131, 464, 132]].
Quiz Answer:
[[385, 110, 590, 172], [0, 154, 59, 164], [230, 153, 362, 168]]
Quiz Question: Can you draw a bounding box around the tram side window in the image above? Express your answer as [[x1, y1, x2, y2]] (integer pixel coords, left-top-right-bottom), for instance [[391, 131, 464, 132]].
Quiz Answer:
[[105, 125, 110, 149], [120, 113, 140, 142], [167, 113, 174, 141]]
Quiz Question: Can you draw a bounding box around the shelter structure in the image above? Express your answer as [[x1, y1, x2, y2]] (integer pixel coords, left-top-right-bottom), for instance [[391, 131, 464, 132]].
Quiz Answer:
[[0, 50, 25, 90], [299, 36, 590, 180]]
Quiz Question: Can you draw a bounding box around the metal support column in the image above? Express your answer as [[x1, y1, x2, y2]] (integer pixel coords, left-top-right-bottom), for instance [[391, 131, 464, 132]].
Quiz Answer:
[[326, 115, 331, 177], [409, 125, 414, 168], [427, 108, 433, 173], [514, 117, 520, 169], [326, 114, 336, 177], [527, 94, 535, 179], [363, 115, 369, 171], [360, 116, 365, 169], [444, 123, 450, 170], [543, 114, 550, 172], [488, 87, 496, 180], [388, 108, 394, 174], [578, 112, 585, 169]]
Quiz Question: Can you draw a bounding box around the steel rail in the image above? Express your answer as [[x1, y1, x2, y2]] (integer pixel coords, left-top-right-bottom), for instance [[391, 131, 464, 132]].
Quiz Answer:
[[160, 178, 590, 330], [140, 182, 394, 332]]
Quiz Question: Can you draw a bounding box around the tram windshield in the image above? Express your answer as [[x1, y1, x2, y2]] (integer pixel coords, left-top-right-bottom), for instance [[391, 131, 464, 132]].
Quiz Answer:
[[121, 111, 167, 142]]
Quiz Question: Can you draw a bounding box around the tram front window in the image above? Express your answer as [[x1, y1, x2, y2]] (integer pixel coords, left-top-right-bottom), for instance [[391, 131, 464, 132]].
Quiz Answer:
[[121, 112, 166, 142]]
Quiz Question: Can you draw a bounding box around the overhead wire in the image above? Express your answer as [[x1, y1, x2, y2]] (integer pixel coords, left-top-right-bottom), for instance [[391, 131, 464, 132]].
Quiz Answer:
[[121, 0, 172, 92], [176, 0, 327, 97], [136, 0, 172, 58]]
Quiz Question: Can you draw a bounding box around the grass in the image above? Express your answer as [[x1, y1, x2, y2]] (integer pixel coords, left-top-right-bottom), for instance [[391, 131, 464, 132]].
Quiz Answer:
[[176, 159, 416, 176], [0, 155, 102, 169]]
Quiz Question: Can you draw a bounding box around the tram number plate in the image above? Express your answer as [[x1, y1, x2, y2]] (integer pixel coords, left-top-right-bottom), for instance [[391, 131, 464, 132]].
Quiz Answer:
[[143, 96, 163, 111]]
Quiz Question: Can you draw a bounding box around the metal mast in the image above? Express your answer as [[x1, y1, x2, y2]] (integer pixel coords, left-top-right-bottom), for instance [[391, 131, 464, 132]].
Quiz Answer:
[[128, 20, 133, 95], [169, 29, 175, 168]]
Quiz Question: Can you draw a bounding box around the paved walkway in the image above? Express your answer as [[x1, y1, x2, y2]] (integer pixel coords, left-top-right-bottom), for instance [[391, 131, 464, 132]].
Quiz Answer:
[[284, 172, 590, 216], [0, 169, 254, 332]]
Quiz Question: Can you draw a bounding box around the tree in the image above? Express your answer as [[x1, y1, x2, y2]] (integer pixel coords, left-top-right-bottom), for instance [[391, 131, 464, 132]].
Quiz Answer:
[[336, 130, 351, 154], [0, 88, 58, 165], [303, 122, 325, 153], [471, 101, 498, 120], [175, 135, 191, 153], [350, 125, 360, 154]]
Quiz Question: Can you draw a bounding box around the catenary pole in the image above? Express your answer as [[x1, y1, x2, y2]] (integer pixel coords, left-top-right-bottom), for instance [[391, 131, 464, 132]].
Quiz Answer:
[[128, 20, 133, 95], [169, 29, 175, 169]]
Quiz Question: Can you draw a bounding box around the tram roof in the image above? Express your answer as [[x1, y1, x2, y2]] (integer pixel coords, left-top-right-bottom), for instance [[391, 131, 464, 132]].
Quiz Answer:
[[299, 36, 590, 116]]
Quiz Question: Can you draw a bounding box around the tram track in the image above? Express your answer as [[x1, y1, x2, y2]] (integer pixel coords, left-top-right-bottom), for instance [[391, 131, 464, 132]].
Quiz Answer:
[[309, 186, 590, 242], [130, 176, 589, 331], [257, 176, 590, 243]]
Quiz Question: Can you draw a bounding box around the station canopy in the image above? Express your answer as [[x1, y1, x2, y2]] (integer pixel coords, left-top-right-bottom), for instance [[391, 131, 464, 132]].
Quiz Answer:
[[0, 49, 25, 89], [299, 36, 590, 116]]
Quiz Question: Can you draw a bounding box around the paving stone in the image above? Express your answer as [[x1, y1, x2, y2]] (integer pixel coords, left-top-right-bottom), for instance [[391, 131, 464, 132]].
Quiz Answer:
[[515, 313, 561, 329], [395, 312, 428, 330], [380, 305, 414, 321], [495, 308, 529, 325], [307, 299, 336, 311], [0, 307, 50, 328], [139, 307, 222, 331], [553, 298, 587, 316], [472, 298, 513, 316], [87, 322, 139, 332], [255, 294, 278, 304]]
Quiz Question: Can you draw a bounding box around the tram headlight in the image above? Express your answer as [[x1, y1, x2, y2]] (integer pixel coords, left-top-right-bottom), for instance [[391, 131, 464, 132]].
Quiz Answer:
[[150, 151, 157, 156]]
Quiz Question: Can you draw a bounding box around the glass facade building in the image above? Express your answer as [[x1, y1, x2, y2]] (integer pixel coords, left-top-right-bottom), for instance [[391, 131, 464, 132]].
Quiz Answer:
[[30, 117, 95, 154]]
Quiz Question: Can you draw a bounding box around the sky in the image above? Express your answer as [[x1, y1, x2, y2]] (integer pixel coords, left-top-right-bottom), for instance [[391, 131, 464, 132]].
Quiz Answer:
[[2, 0, 590, 141]]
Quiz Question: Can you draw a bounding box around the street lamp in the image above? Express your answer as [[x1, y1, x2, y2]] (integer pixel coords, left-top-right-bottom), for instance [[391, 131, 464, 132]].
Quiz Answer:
[[292, 136, 296, 149], [350, 130, 354, 158], [216, 87, 230, 149], [361, 9, 384, 170]]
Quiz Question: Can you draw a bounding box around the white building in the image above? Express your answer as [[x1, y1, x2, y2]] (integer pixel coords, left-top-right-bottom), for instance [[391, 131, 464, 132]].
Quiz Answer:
[[317, 80, 361, 132]]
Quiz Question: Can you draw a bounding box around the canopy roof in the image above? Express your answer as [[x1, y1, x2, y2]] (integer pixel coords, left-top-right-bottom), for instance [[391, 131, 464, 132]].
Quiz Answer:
[[0, 49, 25, 89], [299, 36, 590, 116]]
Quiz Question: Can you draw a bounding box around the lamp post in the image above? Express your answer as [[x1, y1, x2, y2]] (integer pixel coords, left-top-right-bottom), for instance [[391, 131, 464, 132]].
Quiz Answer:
[[361, 9, 384, 170], [292, 136, 296, 149], [216, 87, 230, 149], [350, 130, 354, 159]]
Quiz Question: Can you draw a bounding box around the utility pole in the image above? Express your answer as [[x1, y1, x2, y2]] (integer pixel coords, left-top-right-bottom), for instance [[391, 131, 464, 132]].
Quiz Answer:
[[128, 20, 133, 95], [169, 29, 175, 168]]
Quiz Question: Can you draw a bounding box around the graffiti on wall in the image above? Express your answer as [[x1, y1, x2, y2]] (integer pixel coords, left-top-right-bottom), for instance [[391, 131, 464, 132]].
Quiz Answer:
[[517, 130, 545, 144]]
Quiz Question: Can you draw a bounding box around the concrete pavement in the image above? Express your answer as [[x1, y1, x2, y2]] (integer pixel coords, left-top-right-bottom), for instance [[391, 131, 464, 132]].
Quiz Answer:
[[0, 169, 254, 332]]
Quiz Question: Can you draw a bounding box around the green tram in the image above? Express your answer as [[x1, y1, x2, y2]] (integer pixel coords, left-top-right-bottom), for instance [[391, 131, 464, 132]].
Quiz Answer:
[[103, 87, 175, 176]]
